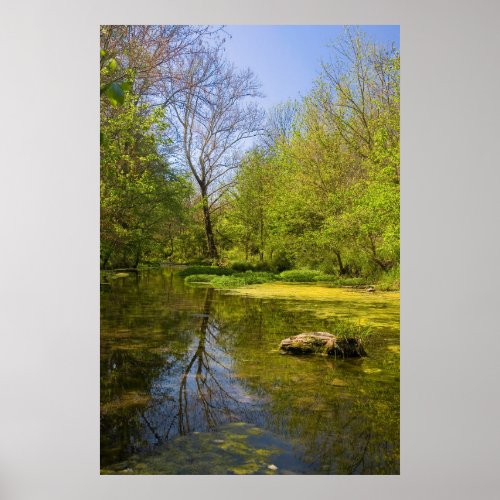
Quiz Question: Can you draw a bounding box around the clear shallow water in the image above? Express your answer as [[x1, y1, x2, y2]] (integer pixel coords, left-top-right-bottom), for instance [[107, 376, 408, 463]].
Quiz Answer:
[[100, 269, 400, 474]]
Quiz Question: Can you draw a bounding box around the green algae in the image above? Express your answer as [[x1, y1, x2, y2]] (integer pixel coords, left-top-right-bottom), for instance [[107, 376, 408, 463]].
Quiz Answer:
[[101, 391, 152, 414], [223, 282, 400, 332], [101, 423, 306, 475]]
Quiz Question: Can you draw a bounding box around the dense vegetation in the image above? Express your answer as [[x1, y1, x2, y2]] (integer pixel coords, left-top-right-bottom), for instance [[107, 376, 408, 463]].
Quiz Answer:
[[100, 26, 399, 288]]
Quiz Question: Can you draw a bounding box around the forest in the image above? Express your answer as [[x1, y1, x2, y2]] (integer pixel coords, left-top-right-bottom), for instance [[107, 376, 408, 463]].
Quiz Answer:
[[100, 26, 400, 289]]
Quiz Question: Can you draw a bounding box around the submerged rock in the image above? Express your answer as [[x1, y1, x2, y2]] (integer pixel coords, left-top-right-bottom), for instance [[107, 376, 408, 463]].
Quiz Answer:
[[279, 332, 366, 357]]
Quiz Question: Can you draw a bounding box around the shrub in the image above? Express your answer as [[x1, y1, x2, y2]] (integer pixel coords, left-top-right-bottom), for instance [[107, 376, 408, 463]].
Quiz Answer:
[[230, 261, 255, 272], [377, 264, 400, 291], [270, 253, 292, 273], [334, 277, 366, 287], [314, 273, 338, 282], [211, 271, 279, 288], [210, 275, 247, 288], [253, 261, 272, 272], [230, 260, 273, 273], [279, 269, 321, 282], [320, 277, 368, 287], [177, 266, 234, 277]]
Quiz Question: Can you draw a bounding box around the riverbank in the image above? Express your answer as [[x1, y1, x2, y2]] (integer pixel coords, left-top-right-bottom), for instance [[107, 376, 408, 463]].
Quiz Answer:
[[178, 265, 400, 292]]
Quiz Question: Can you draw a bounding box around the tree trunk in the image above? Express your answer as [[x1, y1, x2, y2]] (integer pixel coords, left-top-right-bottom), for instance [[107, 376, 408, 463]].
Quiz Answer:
[[334, 249, 347, 276], [101, 251, 111, 270], [133, 247, 141, 269], [368, 234, 391, 271], [201, 192, 218, 261], [259, 208, 264, 262]]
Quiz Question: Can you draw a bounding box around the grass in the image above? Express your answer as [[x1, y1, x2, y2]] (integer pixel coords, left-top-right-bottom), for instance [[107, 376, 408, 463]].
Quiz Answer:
[[211, 271, 279, 288], [184, 271, 278, 288], [329, 317, 373, 341]]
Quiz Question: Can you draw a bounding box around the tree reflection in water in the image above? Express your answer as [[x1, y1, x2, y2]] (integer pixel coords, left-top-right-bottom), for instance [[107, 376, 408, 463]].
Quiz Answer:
[[176, 287, 255, 435], [101, 285, 260, 462]]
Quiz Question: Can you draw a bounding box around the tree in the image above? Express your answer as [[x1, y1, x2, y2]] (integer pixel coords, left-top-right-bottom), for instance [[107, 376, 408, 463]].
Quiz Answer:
[[261, 100, 298, 149], [221, 28, 399, 277], [100, 96, 192, 268], [169, 46, 264, 261], [224, 148, 275, 261], [100, 25, 220, 102]]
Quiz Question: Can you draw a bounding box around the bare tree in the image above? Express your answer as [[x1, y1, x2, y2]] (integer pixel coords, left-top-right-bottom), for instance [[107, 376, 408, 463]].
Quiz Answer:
[[100, 25, 222, 102], [169, 46, 264, 261], [262, 100, 299, 149], [319, 27, 399, 161]]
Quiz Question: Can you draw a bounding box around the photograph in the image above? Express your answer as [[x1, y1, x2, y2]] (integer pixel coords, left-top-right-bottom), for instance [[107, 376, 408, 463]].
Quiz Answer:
[[99, 24, 400, 474]]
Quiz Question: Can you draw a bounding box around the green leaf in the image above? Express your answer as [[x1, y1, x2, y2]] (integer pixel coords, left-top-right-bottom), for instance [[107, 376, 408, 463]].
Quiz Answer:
[[100, 49, 106, 58], [107, 58, 118, 71], [100, 131, 109, 147], [106, 82, 125, 106], [120, 81, 132, 92]]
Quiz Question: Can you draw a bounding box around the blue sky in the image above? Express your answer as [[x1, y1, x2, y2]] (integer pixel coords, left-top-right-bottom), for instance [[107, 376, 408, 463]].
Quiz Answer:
[[222, 25, 400, 111]]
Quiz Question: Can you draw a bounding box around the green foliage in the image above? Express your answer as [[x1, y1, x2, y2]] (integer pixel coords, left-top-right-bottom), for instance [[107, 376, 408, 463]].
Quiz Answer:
[[331, 277, 367, 287], [177, 266, 234, 277], [327, 317, 373, 341], [230, 261, 257, 272], [279, 270, 322, 282], [105, 82, 125, 106], [313, 274, 338, 282], [100, 95, 192, 269], [375, 264, 400, 291], [100, 49, 133, 107], [211, 271, 279, 288], [221, 32, 399, 282], [269, 253, 293, 273], [229, 261, 274, 273]]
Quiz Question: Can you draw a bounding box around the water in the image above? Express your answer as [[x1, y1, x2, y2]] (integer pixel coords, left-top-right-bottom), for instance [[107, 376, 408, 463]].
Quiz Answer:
[[100, 269, 400, 474]]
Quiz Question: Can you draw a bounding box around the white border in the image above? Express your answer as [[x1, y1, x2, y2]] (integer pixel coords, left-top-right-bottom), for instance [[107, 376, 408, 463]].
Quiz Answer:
[[1, 1, 500, 499]]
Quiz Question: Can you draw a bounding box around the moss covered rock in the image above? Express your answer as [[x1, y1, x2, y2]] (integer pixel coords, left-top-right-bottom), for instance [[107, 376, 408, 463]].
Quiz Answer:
[[279, 332, 366, 357]]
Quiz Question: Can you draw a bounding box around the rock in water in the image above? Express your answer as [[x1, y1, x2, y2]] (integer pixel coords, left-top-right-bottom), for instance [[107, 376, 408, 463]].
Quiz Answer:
[[279, 332, 366, 357]]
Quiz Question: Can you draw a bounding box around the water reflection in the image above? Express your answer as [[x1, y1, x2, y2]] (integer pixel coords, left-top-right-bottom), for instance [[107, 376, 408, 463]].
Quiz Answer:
[[100, 269, 399, 474], [176, 287, 258, 435]]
